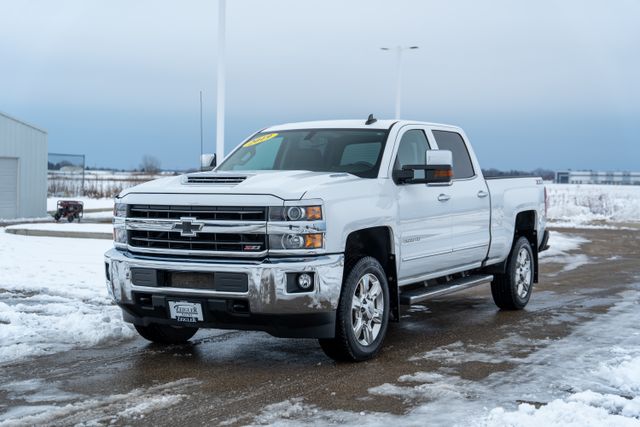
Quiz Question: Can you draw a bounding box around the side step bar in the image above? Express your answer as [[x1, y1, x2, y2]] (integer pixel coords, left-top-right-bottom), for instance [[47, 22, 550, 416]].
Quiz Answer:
[[399, 274, 494, 305]]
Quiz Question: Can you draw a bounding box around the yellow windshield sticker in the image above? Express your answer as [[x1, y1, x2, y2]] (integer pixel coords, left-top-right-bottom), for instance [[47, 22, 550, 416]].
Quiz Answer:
[[244, 133, 278, 147]]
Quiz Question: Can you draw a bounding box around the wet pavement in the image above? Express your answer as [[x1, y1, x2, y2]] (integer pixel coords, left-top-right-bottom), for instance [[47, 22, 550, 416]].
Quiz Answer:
[[1, 227, 639, 426]]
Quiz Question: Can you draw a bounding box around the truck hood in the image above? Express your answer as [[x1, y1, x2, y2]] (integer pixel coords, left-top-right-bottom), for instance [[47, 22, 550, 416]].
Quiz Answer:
[[119, 170, 362, 201]]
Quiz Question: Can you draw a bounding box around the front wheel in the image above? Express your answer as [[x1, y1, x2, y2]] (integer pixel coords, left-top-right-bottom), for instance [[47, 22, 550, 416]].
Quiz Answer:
[[491, 236, 534, 310], [319, 256, 390, 362], [134, 323, 198, 344]]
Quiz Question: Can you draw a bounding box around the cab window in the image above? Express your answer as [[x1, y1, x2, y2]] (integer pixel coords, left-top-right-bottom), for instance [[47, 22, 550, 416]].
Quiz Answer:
[[432, 130, 475, 179]]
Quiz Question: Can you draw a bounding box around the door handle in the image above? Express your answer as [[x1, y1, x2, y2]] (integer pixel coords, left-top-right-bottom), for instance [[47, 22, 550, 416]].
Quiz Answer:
[[438, 194, 451, 202], [477, 190, 489, 198]]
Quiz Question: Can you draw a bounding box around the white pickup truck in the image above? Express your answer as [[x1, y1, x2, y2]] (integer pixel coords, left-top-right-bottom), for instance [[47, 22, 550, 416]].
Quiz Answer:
[[105, 117, 549, 361]]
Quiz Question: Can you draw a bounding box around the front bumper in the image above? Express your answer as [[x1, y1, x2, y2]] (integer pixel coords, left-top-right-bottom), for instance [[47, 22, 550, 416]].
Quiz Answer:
[[104, 249, 344, 338]]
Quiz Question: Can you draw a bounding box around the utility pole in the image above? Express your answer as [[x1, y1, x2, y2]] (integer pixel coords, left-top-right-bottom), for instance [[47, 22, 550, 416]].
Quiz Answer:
[[216, 0, 226, 161], [380, 46, 419, 119], [199, 90, 204, 170]]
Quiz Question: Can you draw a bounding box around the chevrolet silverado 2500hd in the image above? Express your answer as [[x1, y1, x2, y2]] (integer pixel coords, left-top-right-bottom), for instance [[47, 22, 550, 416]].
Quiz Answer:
[[105, 118, 549, 361]]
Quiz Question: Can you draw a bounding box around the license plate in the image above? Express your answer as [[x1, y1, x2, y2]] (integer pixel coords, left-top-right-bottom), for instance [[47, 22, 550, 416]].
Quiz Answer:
[[168, 301, 203, 323]]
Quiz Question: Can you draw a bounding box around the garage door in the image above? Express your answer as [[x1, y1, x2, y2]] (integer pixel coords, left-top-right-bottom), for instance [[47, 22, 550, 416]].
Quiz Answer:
[[0, 157, 18, 219]]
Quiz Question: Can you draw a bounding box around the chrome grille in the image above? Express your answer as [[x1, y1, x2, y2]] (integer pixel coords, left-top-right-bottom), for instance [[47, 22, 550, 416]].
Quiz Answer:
[[126, 205, 267, 257], [128, 230, 266, 252], [129, 205, 266, 221]]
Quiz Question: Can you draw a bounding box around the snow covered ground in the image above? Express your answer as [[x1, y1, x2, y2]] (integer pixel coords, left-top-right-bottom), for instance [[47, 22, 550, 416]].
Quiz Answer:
[[0, 231, 134, 365], [539, 231, 591, 273], [0, 378, 197, 426], [546, 184, 640, 226], [248, 287, 640, 427], [5, 222, 112, 234]]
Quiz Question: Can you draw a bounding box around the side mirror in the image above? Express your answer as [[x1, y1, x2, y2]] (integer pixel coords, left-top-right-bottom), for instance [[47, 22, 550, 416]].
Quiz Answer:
[[425, 150, 453, 184], [200, 153, 217, 171], [392, 150, 453, 185]]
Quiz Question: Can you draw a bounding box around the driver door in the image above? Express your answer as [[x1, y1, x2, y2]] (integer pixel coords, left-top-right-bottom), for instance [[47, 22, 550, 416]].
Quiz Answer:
[[394, 126, 453, 283]]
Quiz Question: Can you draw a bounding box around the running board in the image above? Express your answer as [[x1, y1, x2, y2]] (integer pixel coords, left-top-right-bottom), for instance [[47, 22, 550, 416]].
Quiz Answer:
[[399, 274, 494, 305]]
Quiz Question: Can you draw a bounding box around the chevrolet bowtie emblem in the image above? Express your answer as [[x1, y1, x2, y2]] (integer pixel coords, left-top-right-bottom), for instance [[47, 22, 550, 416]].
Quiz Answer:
[[172, 217, 204, 237]]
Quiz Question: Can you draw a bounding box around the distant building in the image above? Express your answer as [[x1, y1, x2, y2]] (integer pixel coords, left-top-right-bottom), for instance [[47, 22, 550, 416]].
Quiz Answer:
[[555, 170, 640, 185], [0, 112, 48, 219]]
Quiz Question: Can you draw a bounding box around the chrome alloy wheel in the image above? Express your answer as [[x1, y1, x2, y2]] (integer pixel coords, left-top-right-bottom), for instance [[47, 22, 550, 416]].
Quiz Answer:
[[351, 273, 384, 346], [515, 247, 532, 299]]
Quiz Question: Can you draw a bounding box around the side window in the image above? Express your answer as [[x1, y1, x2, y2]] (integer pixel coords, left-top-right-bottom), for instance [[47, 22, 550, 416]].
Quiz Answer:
[[394, 129, 430, 170], [432, 130, 475, 179]]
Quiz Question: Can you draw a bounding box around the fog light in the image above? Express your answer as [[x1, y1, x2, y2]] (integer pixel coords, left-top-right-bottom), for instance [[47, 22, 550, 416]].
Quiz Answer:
[[297, 273, 313, 290]]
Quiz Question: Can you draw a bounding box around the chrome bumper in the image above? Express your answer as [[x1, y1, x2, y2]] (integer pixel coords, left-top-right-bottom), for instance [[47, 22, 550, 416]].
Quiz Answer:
[[104, 249, 344, 315]]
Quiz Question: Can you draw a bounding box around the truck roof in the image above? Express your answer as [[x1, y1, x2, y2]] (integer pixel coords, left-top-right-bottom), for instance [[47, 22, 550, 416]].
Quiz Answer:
[[264, 119, 460, 132]]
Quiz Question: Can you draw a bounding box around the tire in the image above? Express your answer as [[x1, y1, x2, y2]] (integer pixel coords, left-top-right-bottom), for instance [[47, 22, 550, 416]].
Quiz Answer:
[[134, 323, 198, 344], [319, 256, 390, 362], [67, 215, 74, 223], [491, 236, 534, 310], [54, 213, 61, 221]]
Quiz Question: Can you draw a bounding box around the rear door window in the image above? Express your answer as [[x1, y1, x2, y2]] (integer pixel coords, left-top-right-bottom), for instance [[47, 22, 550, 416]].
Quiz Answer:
[[432, 130, 475, 179]]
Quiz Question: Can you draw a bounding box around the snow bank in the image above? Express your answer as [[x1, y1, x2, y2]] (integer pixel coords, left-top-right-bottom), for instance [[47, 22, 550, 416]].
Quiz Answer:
[[0, 232, 134, 364], [546, 184, 640, 225], [5, 222, 113, 234]]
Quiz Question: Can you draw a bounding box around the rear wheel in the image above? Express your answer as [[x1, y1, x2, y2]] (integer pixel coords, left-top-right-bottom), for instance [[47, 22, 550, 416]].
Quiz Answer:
[[134, 324, 198, 344], [319, 256, 389, 362], [491, 237, 534, 310]]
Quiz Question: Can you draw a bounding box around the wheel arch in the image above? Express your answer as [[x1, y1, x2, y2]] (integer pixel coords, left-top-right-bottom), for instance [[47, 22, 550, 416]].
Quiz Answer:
[[344, 226, 399, 322], [485, 209, 539, 283]]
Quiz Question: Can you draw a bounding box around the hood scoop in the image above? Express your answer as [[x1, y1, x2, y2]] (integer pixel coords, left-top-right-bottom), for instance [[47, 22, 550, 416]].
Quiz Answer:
[[184, 173, 247, 185]]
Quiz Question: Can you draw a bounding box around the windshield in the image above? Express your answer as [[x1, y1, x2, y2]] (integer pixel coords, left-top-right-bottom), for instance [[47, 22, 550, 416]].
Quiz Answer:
[[217, 129, 389, 178]]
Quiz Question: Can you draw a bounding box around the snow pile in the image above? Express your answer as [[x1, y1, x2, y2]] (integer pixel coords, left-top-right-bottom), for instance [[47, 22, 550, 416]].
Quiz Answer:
[[0, 231, 134, 364], [487, 391, 640, 427], [546, 184, 640, 225]]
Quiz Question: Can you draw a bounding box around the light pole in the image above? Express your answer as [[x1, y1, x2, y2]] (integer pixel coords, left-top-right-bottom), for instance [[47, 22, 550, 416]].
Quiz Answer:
[[380, 46, 418, 119], [216, 0, 226, 162]]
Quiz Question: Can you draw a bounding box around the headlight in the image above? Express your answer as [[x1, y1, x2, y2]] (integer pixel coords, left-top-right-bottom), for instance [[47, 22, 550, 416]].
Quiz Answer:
[[269, 233, 323, 250], [269, 205, 322, 221], [114, 203, 127, 218]]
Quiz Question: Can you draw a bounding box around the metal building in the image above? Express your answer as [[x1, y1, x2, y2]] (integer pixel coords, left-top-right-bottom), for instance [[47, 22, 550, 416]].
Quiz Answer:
[[555, 170, 640, 185], [0, 112, 48, 219]]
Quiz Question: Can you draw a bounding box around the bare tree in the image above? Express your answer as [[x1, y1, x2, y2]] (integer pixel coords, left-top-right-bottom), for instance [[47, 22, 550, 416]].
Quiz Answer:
[[140, 155, 161, 173]]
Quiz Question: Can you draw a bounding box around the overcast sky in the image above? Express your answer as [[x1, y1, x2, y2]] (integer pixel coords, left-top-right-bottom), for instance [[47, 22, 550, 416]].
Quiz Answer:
[[1, 0, 638, 171]]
